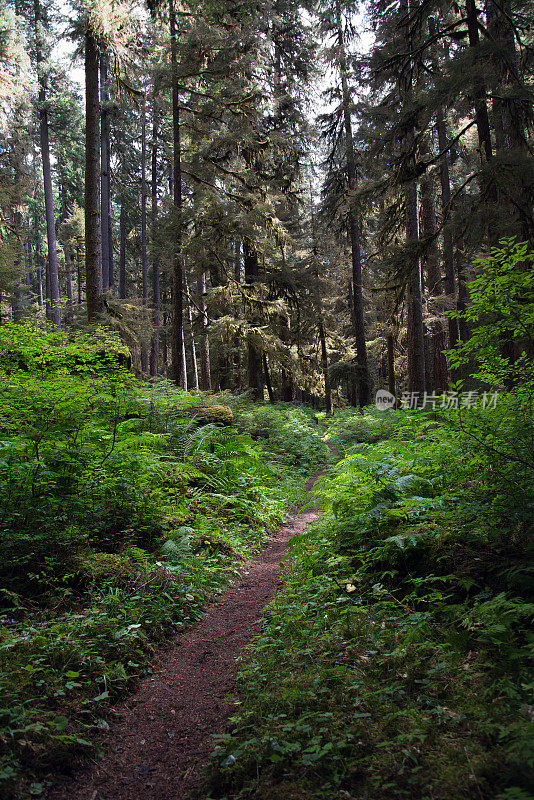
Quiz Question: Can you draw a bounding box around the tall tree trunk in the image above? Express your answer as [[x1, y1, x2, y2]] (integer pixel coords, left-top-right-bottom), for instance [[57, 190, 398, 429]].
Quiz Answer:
[[100, 53, 112, 291], [279, 314, 294, 401], [181, 324, 188, 390], [119, 202, 126, 299], [198, 267, 211, 390], [233, 240, 242, 391], [243, 237, 264, 400], [76, 248, 82, 303], [400, 0, 426, 396], [405, 181, 426, 396], [318, 319, 332, 415], [185, 276, 199, 390], [420, 164, 448, 390], [169, 0, 184, 388], [150, 90, 160, 376], [84, 30, 103, 322], [335, 0, 370, 407], [263, 353, 275, 404], [436, 109, 460, 350], [34, 0, 60, 328], [387, 333, 396, 398], [140, 92, 149, 373], [34, 207, 44, 310]]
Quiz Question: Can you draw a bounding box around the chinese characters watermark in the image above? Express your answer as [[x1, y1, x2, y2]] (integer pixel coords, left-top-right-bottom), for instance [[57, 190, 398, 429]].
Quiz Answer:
[[375, 390, 500, 411]]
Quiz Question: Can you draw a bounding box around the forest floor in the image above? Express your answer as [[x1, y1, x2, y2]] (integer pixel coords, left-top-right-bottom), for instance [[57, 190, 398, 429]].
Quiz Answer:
[[46, 467, 327, 800]]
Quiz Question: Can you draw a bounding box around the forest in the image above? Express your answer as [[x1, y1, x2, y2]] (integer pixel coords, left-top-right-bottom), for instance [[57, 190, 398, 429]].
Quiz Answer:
[[0, 0, 533, 797]]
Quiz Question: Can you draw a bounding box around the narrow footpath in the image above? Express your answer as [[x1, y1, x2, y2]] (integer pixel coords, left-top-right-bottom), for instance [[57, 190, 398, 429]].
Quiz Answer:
[[47, 467, 326, 800]]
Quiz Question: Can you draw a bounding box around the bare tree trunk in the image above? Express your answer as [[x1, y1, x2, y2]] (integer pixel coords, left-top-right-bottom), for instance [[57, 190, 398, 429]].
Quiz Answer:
[[185, 276, 199, 390], [436, 109, 459, 351], [140, 91, 149, 373], [181, 324, 188, 390], [400, 0, 426, 396], [335, 0, 370, 407], [34, 207, 44, 310], [119, 202, 126, 299], [420, 164, 448, 390], [34, 0, 60, 328], [406, 181, 426, 396], [76, 248, 83, 304], [319, 319, 332, 415], [198, 267, 211, 390], [243, 237, 264, 400], [387, 333, 396, 398], [169, 0, 184, 388], [100, 53, 112, 291], [84, 30, 103, 322], [263, 353, 275, 404], [280, 313, 294, 401], [150, 89, 160, 376]]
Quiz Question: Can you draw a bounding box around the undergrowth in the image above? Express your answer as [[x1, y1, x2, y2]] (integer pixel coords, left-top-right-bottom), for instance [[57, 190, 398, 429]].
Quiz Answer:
[[0, 323, 327, 798], [208, 400, 534, 800]]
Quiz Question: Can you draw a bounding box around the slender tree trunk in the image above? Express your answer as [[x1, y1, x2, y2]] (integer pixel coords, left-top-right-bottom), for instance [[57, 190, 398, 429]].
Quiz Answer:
[[34, 207, 44, 310], [420, 164, 448, 390], [185, 276, 199, 390], [243, 237, 264, 400], [140, 91, 149, 373], [45, 259, 51, 320], [119, 202, 126, 299], [34, 0, 60, 328], [100, 53, 112, 291], [169, 0, 184, 388], [233, 240, 242, 391], [263, 354, 275, 404], [280, 314, 294, 401], [436, 110, 460, 351], [150, 90, 160, 376], [198, 267, 211, 390], [406, 181, 426, 396], [76, 248, 82, 303], [319, 319, 332, 415], [335, 0, 370, 407], [387, 333, 396, 398], [400, 0, 426, 396], [181, 324, 188, 390], [455, 241, 470, 344], [85, 30, 103, 322]]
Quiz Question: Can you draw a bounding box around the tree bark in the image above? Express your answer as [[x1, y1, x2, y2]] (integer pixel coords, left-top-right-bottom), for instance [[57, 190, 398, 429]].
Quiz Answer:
[[406, 180, 426, 396], [318, 319, 332, 415], [100, 53, 113, 292], [34, 0, 60, 328], [198, 267, 211, 390], [150, 90, 160, 376], [119, 202, 126, 299], [169, 0, 184, 388], [420, 164, 448, 390], [84, 30, 103, 322], [185, 275, 199, 390], [140, 91, 149, 373], [263, 353, 275, 404], [435, 110, 460, 351], [335, 0, 370, 407], [243, 237, 264, 400], [387, 333, 396, 398]]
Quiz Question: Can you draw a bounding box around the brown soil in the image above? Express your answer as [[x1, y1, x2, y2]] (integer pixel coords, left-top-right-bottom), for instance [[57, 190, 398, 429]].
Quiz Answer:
[[47, 468, 325, 800]]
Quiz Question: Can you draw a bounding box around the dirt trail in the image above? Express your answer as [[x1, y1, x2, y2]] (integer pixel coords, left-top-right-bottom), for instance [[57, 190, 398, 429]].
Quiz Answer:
[[48, 468, 325, 800]]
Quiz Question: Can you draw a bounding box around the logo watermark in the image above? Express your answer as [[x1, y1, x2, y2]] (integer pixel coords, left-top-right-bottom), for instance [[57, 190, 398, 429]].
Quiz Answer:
[[375, 389, 396, 410], [375, 390, 499, 411]]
